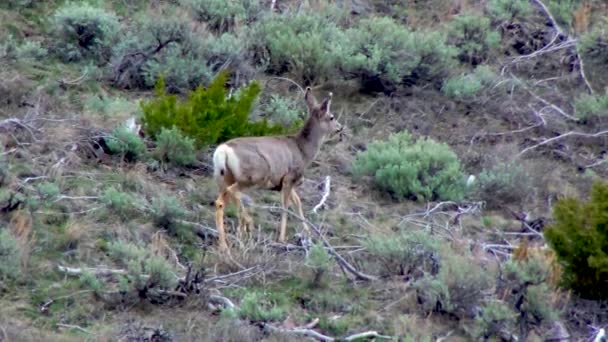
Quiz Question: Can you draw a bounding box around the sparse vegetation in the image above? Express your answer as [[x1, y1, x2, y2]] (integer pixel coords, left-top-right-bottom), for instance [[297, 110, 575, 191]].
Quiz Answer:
[[0, 0, 606, 339]]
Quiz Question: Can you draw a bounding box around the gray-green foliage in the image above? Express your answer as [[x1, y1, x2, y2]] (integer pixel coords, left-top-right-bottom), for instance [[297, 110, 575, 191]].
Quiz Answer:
[[79, 270, 105, 294], [258, 94, 306, 127], [183, 0, 261, 32], [343, 16, 457, 87], [474, 301, 517, 339], [153, 126, 196, 168], [0, 35, 47, 62], [503, 256, 561, 323], [472, 161, 531, 209], [352, 131, 466, 201], [363, 230, 441, 277], [249, 12, 348, 83], [414, 251, 494, 317], [111, 14, 246, 92], [446, 12, 500, 65], [546, 0, 577, 29], [442, 65, 498, 99], [36, 182, 60, 201], [575, 92, 608, 120], [51, 2, 120, 62], [305, 243, 333, 286], [105, 124, 146, 162], [150, 195, 187, 231], [0, 229, 21, 281], [101, 186, 137, 219], [238, 291, 286, 322], [108, 241, 178, 292], [487, 0, 531, 22], [578, 25, 608, 65]]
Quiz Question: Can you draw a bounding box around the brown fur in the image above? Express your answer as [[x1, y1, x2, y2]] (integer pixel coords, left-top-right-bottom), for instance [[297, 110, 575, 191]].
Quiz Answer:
[[212, 87, 343, 252], [572, 1, 592, 35]]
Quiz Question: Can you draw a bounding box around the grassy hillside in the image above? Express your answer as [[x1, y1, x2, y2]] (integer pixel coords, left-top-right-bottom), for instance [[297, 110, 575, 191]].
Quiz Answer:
[[1, 0, 608, 340]]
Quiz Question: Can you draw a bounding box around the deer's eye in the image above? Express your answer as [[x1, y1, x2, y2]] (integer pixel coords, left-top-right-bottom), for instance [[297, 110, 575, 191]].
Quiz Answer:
[[329, 116, 334, 121]]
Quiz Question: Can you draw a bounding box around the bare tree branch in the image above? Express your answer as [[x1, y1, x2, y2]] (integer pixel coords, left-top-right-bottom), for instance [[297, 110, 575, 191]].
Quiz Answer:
[[312, 176, 331, 214], [517, 130, 608, 158]]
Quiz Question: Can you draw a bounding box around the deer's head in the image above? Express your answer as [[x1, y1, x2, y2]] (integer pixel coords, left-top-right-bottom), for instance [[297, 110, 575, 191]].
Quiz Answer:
[[305, 87, 343, 138]]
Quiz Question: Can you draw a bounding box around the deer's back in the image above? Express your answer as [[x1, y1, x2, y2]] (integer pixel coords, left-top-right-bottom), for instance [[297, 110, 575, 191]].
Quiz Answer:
[[225, 136, 304, 189]]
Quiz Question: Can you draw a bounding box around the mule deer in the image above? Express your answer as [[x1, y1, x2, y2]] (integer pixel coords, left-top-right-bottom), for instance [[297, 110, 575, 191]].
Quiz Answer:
[[212, 87, 343, 252]]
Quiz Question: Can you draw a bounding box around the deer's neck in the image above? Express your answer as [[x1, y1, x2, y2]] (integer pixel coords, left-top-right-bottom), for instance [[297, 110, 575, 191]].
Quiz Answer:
[[295, 118, 324, 164]]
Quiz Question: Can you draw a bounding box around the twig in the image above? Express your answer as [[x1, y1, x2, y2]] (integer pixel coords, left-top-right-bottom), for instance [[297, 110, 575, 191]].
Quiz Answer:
[[209, 294, 236, 309], [312, 176, 331, 214], [56, 323, 91, 334], [266, 76, 305, 94], [264, 324, 333, 341], [57, 265, 128, 277], [517, 130, 608, 158], [204, 266, 259, 283], [264, 324, 393, 342]]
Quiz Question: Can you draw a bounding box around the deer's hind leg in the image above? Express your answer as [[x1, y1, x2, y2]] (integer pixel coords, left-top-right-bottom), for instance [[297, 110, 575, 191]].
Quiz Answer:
[[225, 183, 254, 239], [290, 189, 310, 236], [214, 188, 232, 253]]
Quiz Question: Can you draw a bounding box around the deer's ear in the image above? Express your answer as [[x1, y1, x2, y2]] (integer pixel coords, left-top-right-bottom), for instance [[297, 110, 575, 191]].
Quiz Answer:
[[304, 87, 317, 112], [319, 92, 332, 114]]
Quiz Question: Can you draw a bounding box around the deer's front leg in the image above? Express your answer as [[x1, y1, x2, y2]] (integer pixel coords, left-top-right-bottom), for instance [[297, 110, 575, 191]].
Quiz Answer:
[[290, 189, 310, 236]]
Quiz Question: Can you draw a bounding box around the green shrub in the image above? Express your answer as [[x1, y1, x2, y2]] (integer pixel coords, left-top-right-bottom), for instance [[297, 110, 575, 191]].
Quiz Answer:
[[363, 230, 441, 277], [36, 181, 60, 201], [140, 71, 285, 148], [578, 25, 608, 65], [248, 12, 347, 84], [0, 229, 21, 281], [446, 12, 500, 65], [546, 0, 577, 29], [105, 124, 146, 162], [305, 243, 333, 287], [544, 180, 608, 299], [441, 65, 498, 99], [474, 301, 517, 340], [352, 131, 466, 202], [110, 15, 196, 91], [472, 161, 531, 209], [257, 94, 306, 127], [153, 126, 196, 168], [414, 251, 494, 318], [502, 253, 562, 332], [487, 0, 531, 22], [108, 241, 178, 293], [183, 0, 260, 32], [343, 16, 457, 88], [238, 291, 286, 322], [150, 195, 187, 231], [574, 92, 608, 120], [101, 187, 137, 219], [51, 2, 120, 62]]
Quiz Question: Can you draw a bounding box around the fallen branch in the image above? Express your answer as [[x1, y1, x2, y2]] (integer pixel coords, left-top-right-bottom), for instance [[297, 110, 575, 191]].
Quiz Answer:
[[209, 294, 236, 309], [312, 176, 331, 214], [57, 323, 91, 334], [517, 130, 608, 158], [264, 324, 392, 342], [57, 265, 128, 277], [529, 0, 594, 94]]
